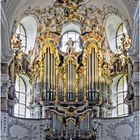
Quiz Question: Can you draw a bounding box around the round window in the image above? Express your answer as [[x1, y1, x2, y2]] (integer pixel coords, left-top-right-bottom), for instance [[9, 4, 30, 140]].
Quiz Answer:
[[60, 31, 82, 53]]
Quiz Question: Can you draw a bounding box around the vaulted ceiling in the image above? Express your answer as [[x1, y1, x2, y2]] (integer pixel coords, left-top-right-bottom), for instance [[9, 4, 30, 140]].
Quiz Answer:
[[2, 0, 138, 31]]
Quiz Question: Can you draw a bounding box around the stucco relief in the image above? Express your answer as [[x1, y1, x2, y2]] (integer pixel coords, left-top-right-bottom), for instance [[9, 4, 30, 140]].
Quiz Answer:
[[8, 119, 39, 140], [41, 120, 52, 139], [1, 77, 10, 97], [106, 119, 134, 140], [1, 114, 138, 140], [7, 117, 52, 140]]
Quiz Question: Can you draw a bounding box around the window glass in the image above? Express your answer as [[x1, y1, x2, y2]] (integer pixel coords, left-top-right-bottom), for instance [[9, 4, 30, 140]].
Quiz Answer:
[[116, 23, 127, 49], [16, 16, 37, 54], [61, 31, 82, 52], [14, 75, 30, 117], [117, 76, 128, 116], [16, 23, 27, 52]]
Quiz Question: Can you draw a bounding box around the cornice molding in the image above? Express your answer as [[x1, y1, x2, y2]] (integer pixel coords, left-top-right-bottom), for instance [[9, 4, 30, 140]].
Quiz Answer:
[[133, 1, 139, 20]]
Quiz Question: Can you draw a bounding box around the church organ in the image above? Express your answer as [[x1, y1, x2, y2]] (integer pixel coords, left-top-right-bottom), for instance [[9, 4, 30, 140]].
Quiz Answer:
[[31, 34, 105, 105], [9, 1, 132, 139]]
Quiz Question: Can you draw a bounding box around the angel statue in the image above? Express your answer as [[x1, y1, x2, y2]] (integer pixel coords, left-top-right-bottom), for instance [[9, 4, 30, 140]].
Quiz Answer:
[[65, 37, 76, 54]]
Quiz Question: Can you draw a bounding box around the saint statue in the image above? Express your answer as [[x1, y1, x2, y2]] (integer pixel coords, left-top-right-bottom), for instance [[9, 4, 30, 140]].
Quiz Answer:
[[65, 37, 76, 53]]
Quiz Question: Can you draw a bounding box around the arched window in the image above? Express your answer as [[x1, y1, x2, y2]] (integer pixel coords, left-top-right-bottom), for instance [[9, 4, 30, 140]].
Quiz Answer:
[[14, 75, 26, 117], [117, 76, 128, 116], [60, 31, 82, 52], [16, 16, 37, 54], [16, 23, 27, 52], [106, 15, 127, 54], [116, 23, 127, 49], [14, 75, 31, 118]]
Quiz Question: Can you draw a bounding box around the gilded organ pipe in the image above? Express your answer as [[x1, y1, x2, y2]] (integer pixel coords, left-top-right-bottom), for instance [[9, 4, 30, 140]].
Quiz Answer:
[[91, 48, 95, 101], [50, 54, 52, 89], [48, 48, 50, 95], [89, 54, 91, 101], [50, 54, 53, 100], [68, 63, 69, 100], [54, 57, 56, 99], [91, 50, 93, 95], [73, 65, 76, 101], [109, 80, 112, 104], [75, 72, 79, 102], [71, 64, 75, 101], [106, 78, 108, 104], [69, 61, 72, 101], [84, 63, 87, 101], [46, 48, 48, 98], [55, 63, 59, 101], [44, 52, 47, 99], [71, 63, 73, 100], [86, 57, 88, 100], [69, 62, 71, 101], [87, 57, 89, 100], [95, 51, 98, 100], [69, 61, 72, 94], [98, 59, 102, 104], [40, 59, 44, 102], [64, 68, 67, 102]]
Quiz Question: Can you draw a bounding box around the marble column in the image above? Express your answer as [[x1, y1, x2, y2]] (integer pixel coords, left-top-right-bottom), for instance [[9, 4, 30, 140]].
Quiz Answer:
[[1, 6, 14, 139], [128, 3, 139, 112], [1, 73, 9, 112], [1, 65, 14, 140], [128, 4, 139, 139], [132, 61, 139, 111]]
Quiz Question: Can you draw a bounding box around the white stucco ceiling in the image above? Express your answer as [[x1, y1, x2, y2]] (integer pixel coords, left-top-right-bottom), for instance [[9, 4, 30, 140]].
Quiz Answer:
[[2, 0, 138, 32]]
